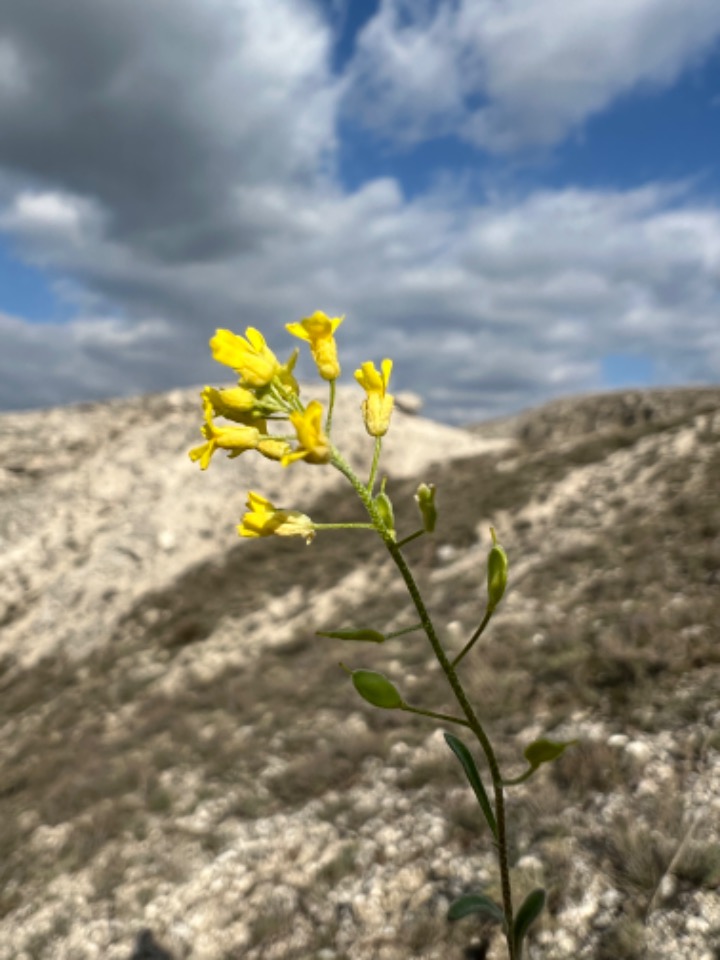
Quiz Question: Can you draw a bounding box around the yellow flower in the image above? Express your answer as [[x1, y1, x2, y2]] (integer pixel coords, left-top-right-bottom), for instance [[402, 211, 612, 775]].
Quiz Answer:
[[210, 327, 280, 387], [286, 311, 344, 381], [354, 359, 394, 436], [201, 385, 262, 424], [238, 491, 315, 543], [189, 419, 260, 470], [282, 400, 331, 466], [257, 437, 292, 462]]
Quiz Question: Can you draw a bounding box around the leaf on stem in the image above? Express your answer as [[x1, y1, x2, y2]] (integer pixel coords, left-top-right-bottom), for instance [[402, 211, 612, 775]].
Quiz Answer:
[[448, 893, 505, 926], [444, 733, 498, 841], [317, 628, 385, 643], [512, 888, 546, 956]]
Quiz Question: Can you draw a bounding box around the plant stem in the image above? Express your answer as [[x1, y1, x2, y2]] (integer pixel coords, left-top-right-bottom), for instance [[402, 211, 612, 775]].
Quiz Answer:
[[367, 436, 382, 492], [385, 622, 423, 639], [331, 447, 516, 959], [401, 703, 471, 728], [312, 522, 376, 531], [396, 529, 425, 549], [451, 608, 493, 668], [326, 379, 337, 436]]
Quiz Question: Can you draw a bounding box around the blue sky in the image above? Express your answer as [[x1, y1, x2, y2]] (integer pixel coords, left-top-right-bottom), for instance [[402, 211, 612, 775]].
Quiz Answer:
[[0, 0, 719, 421]]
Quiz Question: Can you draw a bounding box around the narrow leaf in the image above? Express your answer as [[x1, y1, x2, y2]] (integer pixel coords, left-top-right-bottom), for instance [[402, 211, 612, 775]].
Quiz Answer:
[[317, 628, 385, 643], [444, 733, 498, 841], [448, 893, 505, 925], [512, 888, 546, 955], [524, 738, 577, 770]]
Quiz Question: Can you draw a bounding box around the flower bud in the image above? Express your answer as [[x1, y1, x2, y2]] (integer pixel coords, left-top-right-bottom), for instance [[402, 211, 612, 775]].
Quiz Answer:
[[373, 491, 395, 537], [414, 482, 437, 533], [486, 527, 508, 612]]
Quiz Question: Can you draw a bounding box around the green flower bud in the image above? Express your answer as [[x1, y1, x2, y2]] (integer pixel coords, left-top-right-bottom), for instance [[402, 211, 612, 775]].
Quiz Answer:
[[373, 491, 395, 537], [414, 482, 437, 533], [351, 670, 403, 709], [487, 527, 508, 612]]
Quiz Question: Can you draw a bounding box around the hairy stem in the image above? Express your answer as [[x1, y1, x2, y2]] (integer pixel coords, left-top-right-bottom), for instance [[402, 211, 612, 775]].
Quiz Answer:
[[367, 436, 382, 492]]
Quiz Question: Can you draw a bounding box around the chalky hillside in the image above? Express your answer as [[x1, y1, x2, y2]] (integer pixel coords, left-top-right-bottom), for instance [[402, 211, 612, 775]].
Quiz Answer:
[[0, 385, 718, 960]]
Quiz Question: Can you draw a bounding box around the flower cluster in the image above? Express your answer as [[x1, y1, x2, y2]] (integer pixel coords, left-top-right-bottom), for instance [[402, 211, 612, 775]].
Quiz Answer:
[[189, 311, 395, 540]]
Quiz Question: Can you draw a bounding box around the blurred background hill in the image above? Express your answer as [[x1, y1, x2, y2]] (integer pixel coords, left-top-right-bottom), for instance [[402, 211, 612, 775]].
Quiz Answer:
[[0, 386, 718, 960]]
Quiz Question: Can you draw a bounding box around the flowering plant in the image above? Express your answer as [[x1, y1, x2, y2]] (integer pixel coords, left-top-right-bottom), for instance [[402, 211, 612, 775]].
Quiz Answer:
[[190, 312, 575, 959]]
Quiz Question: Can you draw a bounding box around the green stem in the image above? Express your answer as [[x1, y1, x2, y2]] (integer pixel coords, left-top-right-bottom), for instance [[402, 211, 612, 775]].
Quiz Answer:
[[396, 529, 425, 549], [312, 523, 376, 532], [503, 767, 535, 787], [367, 436, 382, 492], [385, 622, 423, 639], [400, 703, 471, 729], [331, 447, 516, 959], [451, 608, 493, 668], [326, 379, 337, 436], [270, 381, 303, 414]]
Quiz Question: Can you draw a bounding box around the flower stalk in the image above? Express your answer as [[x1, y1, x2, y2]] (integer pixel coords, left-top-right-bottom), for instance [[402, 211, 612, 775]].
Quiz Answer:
[[188, 313, 555, 960]]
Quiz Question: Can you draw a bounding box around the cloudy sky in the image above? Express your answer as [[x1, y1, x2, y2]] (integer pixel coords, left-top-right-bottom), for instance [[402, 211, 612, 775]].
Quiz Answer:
[[1, 0, 719, 422]]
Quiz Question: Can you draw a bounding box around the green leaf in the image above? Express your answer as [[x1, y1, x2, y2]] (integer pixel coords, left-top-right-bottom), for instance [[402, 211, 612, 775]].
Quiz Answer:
[[448, 893, 505, 925], [444, 733, 498, 841], [316, 628, 385, 643], [512, 888, 546, 956], [351, 670, 403, 709], [524, 738, 577, 770]]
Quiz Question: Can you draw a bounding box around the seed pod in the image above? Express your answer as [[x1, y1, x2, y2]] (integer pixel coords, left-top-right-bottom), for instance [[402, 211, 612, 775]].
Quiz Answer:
[[414, 482, 437, 533], [486, 527, 508, 612], [351, 670, 403, 709]]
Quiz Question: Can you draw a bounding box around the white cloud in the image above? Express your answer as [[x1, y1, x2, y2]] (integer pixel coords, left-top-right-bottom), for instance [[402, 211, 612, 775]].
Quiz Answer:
[[345, 0, 720, 150], [1, 191, 99, 242], [0, 0, 718, 422], [2, 177, 718, 421]]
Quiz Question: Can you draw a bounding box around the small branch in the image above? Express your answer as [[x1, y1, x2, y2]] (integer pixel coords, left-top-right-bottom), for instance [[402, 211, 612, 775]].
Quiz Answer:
[[367, 436, 382, 492], [452, 608, 493, 669], [401, 703, 471, 728], [326, 379, 337, 436], [396, 529, 425, 549], [312, 522, 376, 532], [385, 622, 423, 639]]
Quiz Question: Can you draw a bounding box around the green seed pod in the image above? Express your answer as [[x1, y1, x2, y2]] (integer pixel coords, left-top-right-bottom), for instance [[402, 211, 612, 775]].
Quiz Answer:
[[373, 491, 395, 537], [414, 482, 437, 533], [486, 527, 508, 612], [351, 670, 403, 709], [524, 738, 577, 770]]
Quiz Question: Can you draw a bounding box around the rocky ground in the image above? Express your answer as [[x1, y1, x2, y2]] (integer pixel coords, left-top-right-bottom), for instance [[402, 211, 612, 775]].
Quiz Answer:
[[0, 384, 718, 960]]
